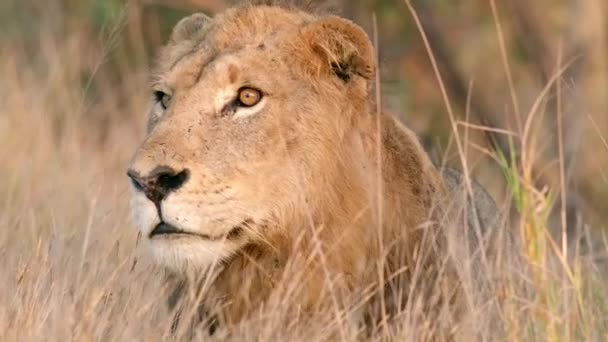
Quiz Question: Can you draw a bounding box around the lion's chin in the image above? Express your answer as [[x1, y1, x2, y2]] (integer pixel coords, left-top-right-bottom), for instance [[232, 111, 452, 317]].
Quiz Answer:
[[141, 219, 254, 273], [145, 230, 241, 273], [148, 240, 237, 274]]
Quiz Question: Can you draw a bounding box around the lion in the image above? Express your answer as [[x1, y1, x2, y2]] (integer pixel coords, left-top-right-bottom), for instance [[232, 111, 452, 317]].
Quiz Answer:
[[127, 0, 498, 334]]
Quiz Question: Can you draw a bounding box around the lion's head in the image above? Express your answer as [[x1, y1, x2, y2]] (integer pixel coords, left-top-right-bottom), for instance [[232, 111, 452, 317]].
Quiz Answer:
[[127, 4, 377, 273]]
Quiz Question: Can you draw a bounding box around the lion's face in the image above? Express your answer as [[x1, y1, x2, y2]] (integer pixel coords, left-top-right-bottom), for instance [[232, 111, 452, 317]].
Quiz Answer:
[[127, 6, 374, 272]]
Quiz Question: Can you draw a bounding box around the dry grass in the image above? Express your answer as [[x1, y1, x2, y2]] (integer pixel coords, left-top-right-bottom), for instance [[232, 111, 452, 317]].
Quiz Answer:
[[1, 0, 607, 340]]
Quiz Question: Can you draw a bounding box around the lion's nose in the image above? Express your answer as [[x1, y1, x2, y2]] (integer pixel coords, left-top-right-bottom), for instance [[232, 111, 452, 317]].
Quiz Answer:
[[127, 166, 190, 204]]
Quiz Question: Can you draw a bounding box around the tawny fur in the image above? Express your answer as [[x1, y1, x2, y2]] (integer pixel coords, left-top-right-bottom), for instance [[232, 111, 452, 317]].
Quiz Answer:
[[128, 1, 496, 331]]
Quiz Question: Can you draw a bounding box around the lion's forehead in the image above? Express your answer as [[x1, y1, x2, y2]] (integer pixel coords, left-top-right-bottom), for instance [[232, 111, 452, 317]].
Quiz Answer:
[[211, 7, 312, 45], [158, 7, 313, 74]]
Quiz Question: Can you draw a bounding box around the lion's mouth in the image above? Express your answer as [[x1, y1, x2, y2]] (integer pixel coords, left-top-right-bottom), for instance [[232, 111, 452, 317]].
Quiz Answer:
[[150, 221, 247, 241], [150, 222, 197, 238]]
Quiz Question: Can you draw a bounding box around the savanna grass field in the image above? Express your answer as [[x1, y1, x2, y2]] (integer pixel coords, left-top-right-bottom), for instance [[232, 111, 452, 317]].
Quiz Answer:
[[1, 0, 608, 340]]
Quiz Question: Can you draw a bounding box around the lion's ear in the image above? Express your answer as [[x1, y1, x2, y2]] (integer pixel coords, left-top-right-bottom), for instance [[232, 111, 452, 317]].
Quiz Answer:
[[170, 13, 211, 43], [301, 16, 375, 82]]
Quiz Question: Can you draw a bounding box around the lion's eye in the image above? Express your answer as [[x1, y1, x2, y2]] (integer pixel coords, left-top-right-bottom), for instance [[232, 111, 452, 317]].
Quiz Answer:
[[237, 87, 262, 107], [155, 91, 172, 110]]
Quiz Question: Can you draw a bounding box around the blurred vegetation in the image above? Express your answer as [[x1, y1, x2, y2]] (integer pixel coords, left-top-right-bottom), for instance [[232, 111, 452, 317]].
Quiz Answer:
[[2, 0, 607, 234]]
